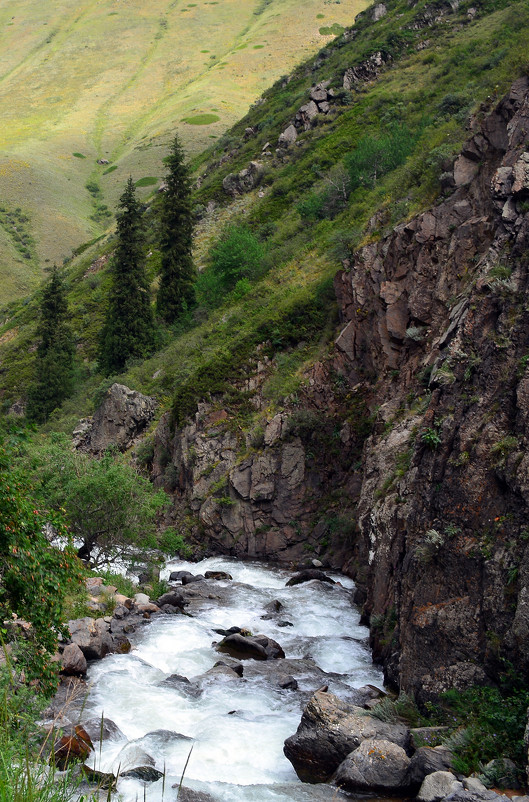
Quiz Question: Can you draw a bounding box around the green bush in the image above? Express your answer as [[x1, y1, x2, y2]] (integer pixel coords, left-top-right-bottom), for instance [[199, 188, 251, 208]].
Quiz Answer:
[[20, 433, 167, 568], [440, 680, 529, 778], [344, 124, 416, 191], [208, 224, 265, 291]]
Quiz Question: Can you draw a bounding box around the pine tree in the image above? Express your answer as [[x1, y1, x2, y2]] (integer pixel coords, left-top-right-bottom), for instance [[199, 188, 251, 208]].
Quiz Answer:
[[26, 267, 75, 423], [99, 177, 154, 374], [156, 134, 196, 322]]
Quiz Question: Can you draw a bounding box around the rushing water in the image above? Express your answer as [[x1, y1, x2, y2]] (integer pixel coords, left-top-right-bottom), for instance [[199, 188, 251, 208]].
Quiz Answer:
[[84, 557, 383, 801]]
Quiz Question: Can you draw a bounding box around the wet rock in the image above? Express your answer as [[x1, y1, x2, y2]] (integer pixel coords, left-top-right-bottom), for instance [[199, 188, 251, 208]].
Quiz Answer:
[[61, 643, 87, 676], [252, 634, 285, 659], [333, 738, 411, 793], [264, 599, 283, 614], [177, 788, 218, 801], [286, 570, 336, 587], [201, 664, 242, 681], [204, 571, 233, 580], [81, 766, 116, 789], [182, 574, 205, 585], [158, 674, 203, 697], [121, 765, 164, 782], [417, 771, 463, 801], [278, 674, 298, 690], [213, 660, 244, 676], [81, 717, 124, 742], [284, 690, 410, 783], [216, 633, 268, 660], [169, 570, 194, 582], [51, 725, 93, 770], [156, 591, 187, 608]]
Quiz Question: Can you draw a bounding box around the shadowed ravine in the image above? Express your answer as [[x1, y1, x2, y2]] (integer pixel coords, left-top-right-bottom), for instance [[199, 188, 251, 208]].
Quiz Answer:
[[83, 557, 382, 800]]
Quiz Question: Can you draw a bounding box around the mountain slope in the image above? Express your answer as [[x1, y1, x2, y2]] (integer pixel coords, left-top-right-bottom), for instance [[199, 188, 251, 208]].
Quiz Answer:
[[0, 0, 366, 302]]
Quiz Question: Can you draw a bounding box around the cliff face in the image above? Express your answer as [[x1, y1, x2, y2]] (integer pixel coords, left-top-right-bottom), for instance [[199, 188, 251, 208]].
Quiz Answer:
[[336, 76, 529, 699], [153, 77, 529, 699]]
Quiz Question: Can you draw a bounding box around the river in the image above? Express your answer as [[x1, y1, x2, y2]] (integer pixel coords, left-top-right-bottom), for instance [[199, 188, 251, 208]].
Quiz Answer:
[[83, 557, 383, 801]]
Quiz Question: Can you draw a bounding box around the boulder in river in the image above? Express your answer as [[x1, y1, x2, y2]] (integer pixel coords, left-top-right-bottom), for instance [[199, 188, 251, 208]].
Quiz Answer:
[[286, 570, 336, 587], [182, 574, 205, 585], [283, 690, 411, 783], [156, 591, 187, 608], [51, 724, 93, 770], [204, 571, 233, 580], [61, 643, 87, 676], [216, 632, 285, 660], [216, 633, 268, 660], [169, 570, 194, 582], [81, 716, 124, 742], [332, 738, 411, 793]]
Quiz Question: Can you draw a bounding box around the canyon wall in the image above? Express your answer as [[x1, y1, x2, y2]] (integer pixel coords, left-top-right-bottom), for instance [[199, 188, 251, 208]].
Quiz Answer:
[[153, 77, 529, 699]]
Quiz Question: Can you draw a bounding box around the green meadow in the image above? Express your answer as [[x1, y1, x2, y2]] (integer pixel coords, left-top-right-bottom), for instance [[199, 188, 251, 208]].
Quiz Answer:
[[0, 0, 366, 303]]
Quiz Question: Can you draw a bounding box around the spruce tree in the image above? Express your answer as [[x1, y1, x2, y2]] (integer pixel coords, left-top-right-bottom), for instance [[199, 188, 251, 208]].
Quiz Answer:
[[99, 177, 154, 374], [26, 267, 75, 423], [156, 134, 195, 322]]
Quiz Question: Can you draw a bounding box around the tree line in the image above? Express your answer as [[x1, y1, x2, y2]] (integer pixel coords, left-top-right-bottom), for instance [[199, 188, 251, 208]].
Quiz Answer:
[[27, 135, 195, 422]]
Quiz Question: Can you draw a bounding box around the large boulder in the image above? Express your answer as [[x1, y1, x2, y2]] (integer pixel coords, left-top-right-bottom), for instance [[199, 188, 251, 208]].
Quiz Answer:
[[332, 738, 411, 793], [216, 632, 285, 661], [417, 771, 463, 802], [283, 691, 410, 783], [73, 383, 156, 454], [61, 643, 87, 676], [407, 746, 453, 790], [156, 591, 187, 609]]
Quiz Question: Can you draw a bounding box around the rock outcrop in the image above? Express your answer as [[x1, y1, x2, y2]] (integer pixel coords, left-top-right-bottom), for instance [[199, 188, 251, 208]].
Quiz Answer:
[[73, 383, 156, 454]]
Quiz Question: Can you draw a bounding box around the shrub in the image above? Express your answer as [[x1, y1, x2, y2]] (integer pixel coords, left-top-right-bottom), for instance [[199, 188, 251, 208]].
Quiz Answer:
[[208, 224, 265, 291]]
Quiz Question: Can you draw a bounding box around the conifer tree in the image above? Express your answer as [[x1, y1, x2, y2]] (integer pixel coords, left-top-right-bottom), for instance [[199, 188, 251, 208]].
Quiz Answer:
[[156, 134, 195, 322], [26, 267, 75, 423], [99, 177, 154, 374]]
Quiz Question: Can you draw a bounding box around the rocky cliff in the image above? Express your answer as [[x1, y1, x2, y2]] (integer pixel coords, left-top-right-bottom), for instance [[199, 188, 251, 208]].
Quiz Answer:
[[150, 76, 529, 700]]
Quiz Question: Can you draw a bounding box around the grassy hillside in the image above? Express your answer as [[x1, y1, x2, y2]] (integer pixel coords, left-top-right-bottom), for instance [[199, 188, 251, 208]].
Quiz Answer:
[[0, 0, 528, 430], [0, 0, 366, 302]]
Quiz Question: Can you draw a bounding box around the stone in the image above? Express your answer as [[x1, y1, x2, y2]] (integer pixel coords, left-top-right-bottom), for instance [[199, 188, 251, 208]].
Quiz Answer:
[[417, 771, 463, 802], [286, 569, 335, 587], [74, 384, 156, 454], [182, 574, 205, 585], [81, 766, 116, 789], [407, 746, 453, 789], [121, 766, 164, 782], [134, 593, 150, 605], [204, 571, 232, 580], [61, 643, 87, 676], [372, 2, 387, 20], [81, 717, 124, 742], [284, 691, 410, 783], [156, 591, 186, 608], [177, 788, 217, 802], [310, 84, 329, 103], [278, 124, 297, 147], [216, 633, 268, 661], [333, 738, 411, 793], [51, 725, 93, 770], [278, 674, 298, 690]]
